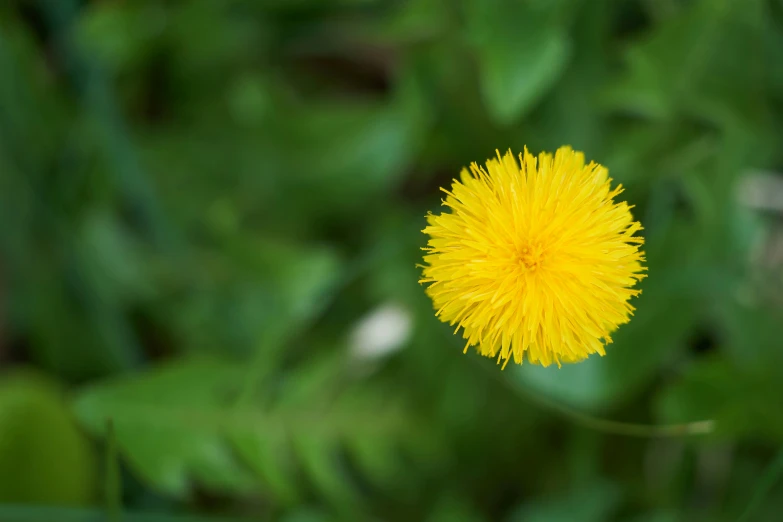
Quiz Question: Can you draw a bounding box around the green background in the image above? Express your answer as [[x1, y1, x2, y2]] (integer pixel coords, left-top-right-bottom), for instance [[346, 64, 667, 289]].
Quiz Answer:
[[1, 0, 782, 520]]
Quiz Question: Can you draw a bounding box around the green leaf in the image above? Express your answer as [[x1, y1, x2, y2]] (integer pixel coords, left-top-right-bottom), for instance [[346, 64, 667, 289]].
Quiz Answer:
[[365, 0, 451, 44], [231, 427, 297, 504], [604, 0, 771, 131], [292, 433, 358, 508], [622, 512, 680, 522], [280, 509, 334, 522], [507, 481, 622, 522], [0, 370, 96, 506], [277, 63, 432, 212], [160, 239, 341, 357], [426, 495, 487, 522], [76, 3, 165, 72], [655, 356, 783, 443], [72, 356, 412, 507], [526, 0, 612, 155], [77, 211, 153, 303], [73, 358, 255, 496], [465, 0, 571, 124], [167, 2, 259, 75], [714, 298, 783, 370]]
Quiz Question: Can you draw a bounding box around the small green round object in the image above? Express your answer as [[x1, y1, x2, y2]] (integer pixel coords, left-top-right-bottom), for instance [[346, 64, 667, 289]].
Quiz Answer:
[[0, 369, 97, 505]]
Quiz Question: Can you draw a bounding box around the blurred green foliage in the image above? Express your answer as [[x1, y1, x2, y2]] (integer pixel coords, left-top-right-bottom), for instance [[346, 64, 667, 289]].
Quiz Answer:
[[1, 0, 783, 521]]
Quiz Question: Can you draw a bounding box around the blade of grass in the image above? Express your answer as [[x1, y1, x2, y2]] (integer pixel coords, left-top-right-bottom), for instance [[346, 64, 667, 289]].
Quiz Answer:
[[736, 448, 783, 522], [105, 419, 121, 522], [36, 0, 180, 252]]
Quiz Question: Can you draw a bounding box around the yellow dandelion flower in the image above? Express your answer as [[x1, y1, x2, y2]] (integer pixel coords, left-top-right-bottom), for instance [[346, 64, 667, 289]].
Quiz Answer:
[[419, 146, 646, 367]]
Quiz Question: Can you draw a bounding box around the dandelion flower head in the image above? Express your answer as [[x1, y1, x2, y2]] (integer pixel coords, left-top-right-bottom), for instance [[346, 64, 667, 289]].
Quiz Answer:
[[420, 146, 646, 367]]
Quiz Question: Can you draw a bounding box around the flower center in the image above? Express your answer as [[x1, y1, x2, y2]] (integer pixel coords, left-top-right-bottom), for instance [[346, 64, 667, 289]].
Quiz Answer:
[[518, 243, 544, 271]]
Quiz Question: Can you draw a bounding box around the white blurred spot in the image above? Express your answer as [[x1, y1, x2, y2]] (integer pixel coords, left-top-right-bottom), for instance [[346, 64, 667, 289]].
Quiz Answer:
[[349, 303, 412, 361], [739, 170, 783, 212]]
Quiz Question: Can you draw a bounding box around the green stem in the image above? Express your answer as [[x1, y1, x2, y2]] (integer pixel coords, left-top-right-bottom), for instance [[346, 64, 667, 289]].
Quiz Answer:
[[474, 358, 715, 438]]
